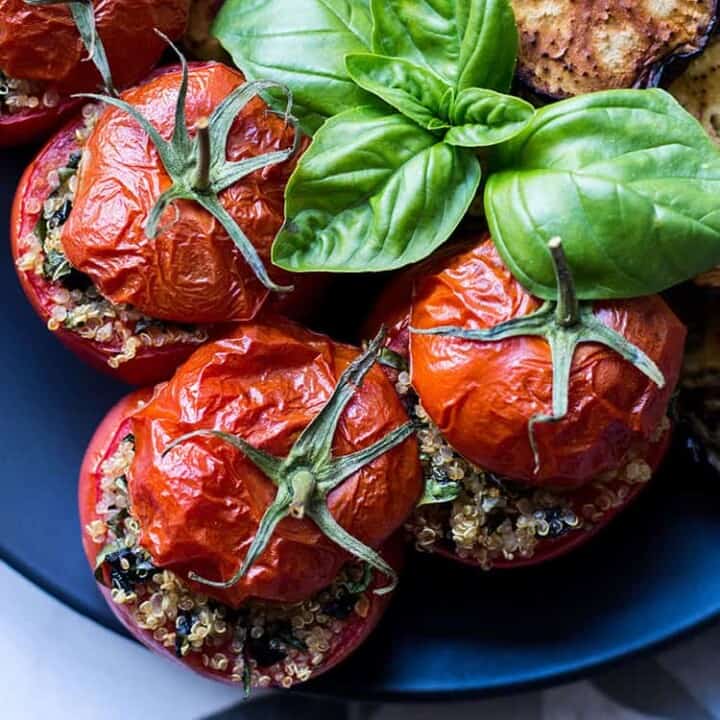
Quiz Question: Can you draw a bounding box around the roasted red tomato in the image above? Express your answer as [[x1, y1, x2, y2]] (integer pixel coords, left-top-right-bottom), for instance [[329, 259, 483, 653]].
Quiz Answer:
[[411, 240, 685, 487], [12, 62, 322, 384], [11, 111, 212, 385], [80, 320, 421, 687], [366, 234, 685, 570], [0, 0, 189, 146], [61, 61, 310, 325]]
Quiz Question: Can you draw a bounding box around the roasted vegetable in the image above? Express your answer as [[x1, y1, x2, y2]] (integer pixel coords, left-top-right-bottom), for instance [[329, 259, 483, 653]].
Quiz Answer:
[[365, 234, 682, 568], [80, 320, 422, 687], [11, 110, 209, 385], [12, 60, 323, 383], [513, 0, 717, 99], [216, 0, 720, 302], [670, 35, 720, 145]]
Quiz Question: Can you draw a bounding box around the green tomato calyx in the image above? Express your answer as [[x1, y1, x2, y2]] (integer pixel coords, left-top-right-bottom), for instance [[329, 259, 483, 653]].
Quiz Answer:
[[162, 328, 414, 595], [412, 237, 666, 475], [75, 34, 302, 294]]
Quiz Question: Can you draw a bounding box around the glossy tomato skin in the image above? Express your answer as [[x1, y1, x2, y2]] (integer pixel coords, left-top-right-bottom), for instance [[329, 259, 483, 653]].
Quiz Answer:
[[11, 114, 206, 386], [79, 387, 403, 688], [0, 0, 189, 146], [61, 62, 306, 325], [366, 237, 678, 569], [128, 319, 422, 607], [410, 239, 686, 488]]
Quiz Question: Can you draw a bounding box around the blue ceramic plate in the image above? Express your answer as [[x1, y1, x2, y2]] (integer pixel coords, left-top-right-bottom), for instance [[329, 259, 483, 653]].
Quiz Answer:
[[3, 143, 720, 701]]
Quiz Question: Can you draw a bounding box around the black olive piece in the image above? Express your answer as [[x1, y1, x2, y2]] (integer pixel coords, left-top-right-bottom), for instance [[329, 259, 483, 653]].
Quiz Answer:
[[175, 612, 193, 657], [543, 507, 569, 538], [322, 588, 357, 620], [103, 547, 156, 593], [247, 620, 306, 668], [59, 268, 92, 292], [484, 511, 509, 535], [51, 198, 72, 226], [67, 151, 81, 169]]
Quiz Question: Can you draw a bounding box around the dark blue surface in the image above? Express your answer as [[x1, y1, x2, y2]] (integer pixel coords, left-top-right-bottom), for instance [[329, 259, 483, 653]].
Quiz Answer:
[[3, 145, 720, 701]]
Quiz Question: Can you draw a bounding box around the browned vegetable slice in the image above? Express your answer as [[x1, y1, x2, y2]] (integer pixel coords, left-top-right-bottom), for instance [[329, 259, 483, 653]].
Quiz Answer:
[[670, 35, 720, 145], [514, 0, 717, 99]]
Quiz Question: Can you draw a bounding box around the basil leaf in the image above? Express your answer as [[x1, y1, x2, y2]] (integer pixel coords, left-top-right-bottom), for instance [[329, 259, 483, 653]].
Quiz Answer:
[[213, 0, 378, 133], [346, 53, 453, 131], [273, 106, 481, 272], [446, 88, 534, 147], [370, 0, 518, 93], [485, 89, 720, 300]]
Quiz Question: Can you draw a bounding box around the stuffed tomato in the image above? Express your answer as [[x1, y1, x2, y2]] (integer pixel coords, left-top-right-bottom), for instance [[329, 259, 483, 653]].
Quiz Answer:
[[12, 60, 321, 384], [366, 234, 686, 569], [80, 319, 422, 688], [0, 0, 189, 146]]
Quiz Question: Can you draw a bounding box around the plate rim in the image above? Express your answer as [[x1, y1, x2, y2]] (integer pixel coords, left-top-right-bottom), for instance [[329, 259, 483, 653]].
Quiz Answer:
[[4, 542, 719, 702]]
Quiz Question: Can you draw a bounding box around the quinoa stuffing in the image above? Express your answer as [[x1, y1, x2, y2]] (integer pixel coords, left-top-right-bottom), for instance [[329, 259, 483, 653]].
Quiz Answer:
[[89, 435, 378, 691], [394, 372, 667, 568], [14, 104, 209, 370], [0, 70, 58, 114]]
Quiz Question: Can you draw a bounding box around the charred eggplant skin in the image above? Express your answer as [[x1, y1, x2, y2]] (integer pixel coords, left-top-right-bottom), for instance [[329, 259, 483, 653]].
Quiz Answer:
[[513, 0, 718, 100]]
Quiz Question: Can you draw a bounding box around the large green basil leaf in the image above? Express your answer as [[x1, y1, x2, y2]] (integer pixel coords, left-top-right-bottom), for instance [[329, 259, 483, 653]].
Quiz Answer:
[[345, 53, 452, 131], [485, 89, 720, 300], [213, 0, 378, 133], [273, 106, 481, 272], [446, 88, 534, 147], [370, 0, 517, 93]]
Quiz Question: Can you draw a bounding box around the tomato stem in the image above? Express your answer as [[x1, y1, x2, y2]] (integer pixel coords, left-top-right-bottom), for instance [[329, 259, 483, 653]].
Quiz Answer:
[[75, 38, 300, 294], [548, 237, 579, 327], [164, 328, 412, 594], [289, 470, 316, 519], [193, 117, 211, 192]]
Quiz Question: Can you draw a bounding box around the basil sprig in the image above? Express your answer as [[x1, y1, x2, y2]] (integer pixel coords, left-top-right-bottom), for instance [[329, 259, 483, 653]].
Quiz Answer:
[[217, 0, 533, 273], [214, 0, 380, 134], [217, 0, 720, 299], [486, 89, 720, 300]]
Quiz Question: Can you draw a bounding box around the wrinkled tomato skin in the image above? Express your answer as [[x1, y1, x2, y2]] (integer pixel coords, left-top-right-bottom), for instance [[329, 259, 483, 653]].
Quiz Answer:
[[361, 241, 473, 359], [79, 391, 403, 688], [0, 0, 189, 92], [10, 114, 204, 386], [410, 239, 686, 487], [0, 0, 189, 145], [128, 320, 422, 607], [366, 240, 676, 567], [61, 62, 307, 325]]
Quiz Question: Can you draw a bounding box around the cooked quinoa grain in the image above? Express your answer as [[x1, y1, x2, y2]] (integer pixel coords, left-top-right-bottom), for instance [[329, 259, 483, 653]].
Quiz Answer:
[[0, 71, 49, 114], [401, 383, 666, 567]]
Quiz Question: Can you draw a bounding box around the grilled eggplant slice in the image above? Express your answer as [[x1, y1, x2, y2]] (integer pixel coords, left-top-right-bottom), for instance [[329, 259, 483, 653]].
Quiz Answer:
[[514, 0, 717, 99], [670, 35, 720, 144]]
